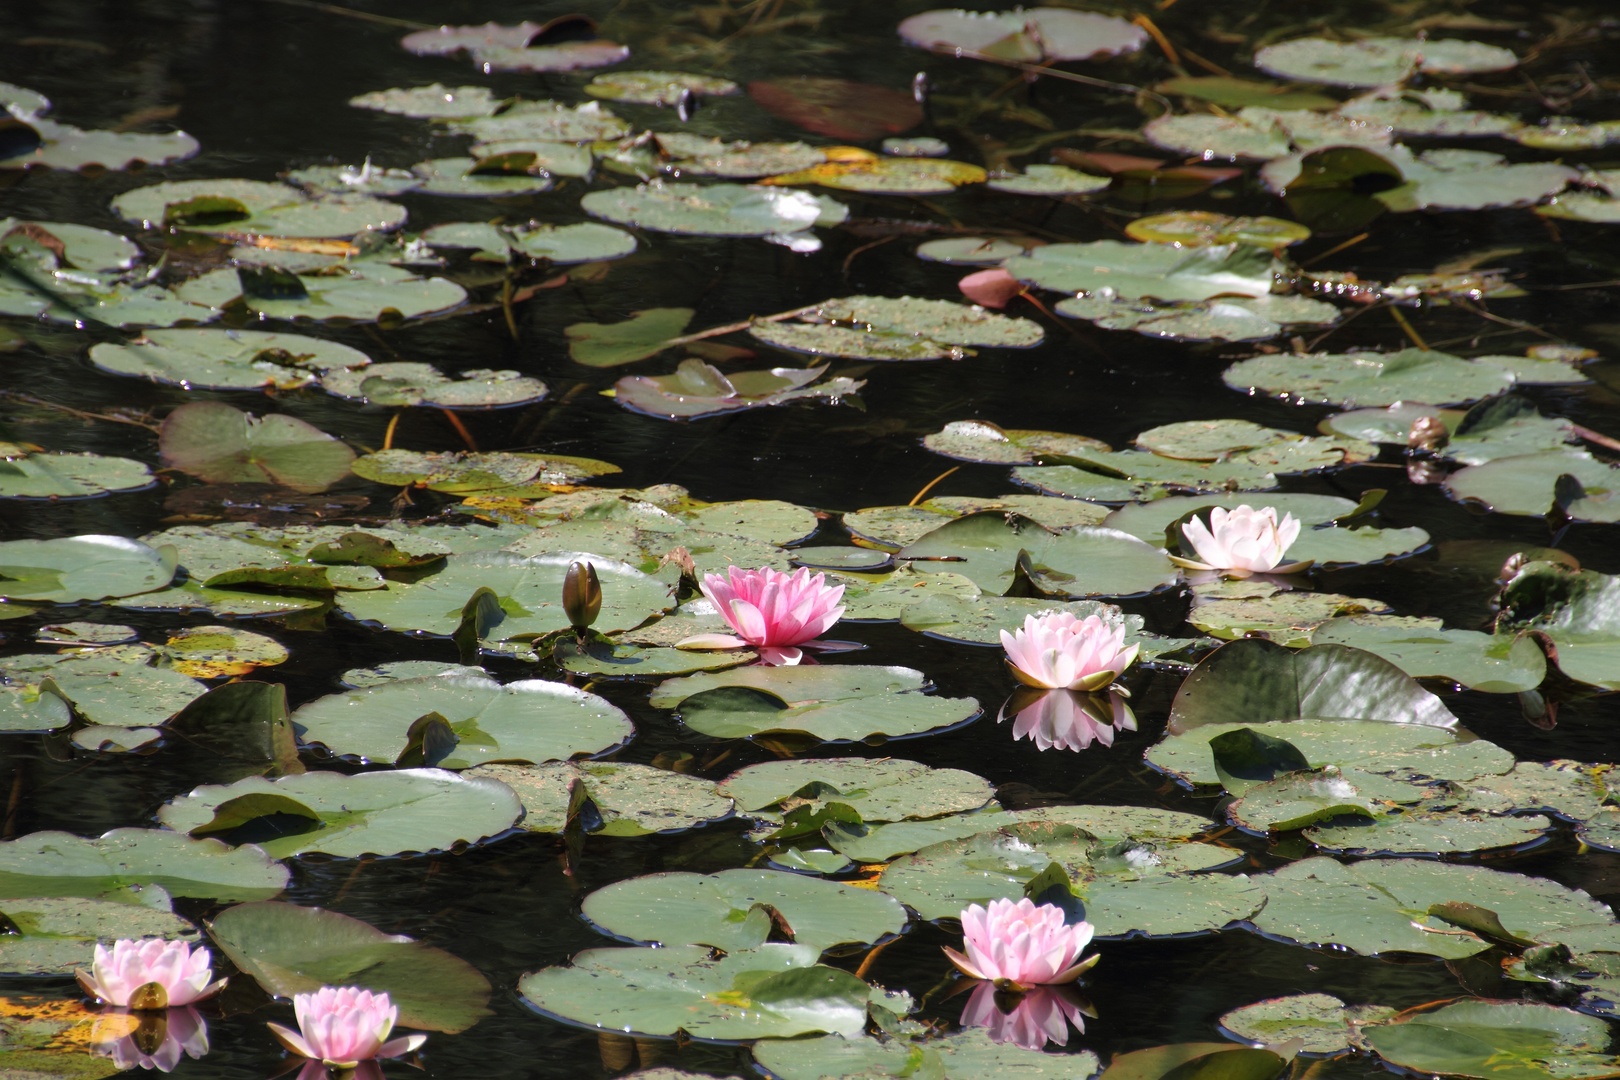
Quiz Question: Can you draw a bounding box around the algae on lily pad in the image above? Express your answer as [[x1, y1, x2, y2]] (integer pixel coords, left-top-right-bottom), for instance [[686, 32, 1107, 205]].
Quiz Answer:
[[750, 296, 1042, 361], [1254, 36, 1518, 88], [582, 182, 844, 237], [292, 675, 634, 767], [89, 328, 372, 391], [0, 828, 287, 902], [464, 761, 732, 836], [157, 768, 524, 858], [0, 534, 174, 603]]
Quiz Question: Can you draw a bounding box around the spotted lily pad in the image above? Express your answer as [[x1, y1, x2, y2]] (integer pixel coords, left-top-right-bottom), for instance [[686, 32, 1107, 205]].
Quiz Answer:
[[173, 264, 467, 324], [0, 535, 174, 603], [719, 758, 996, 824], [751, 296, 1043, 361], [1056, 293, 1339, 343], [0, 828, 287, 901], [1224, 347, 1517, 406], [653, 134, 827, 179], [986, 165, 1111, 196], [321, 362, 545, 409], [111, 180, 405, 239], [1007, 241, 1279, 301], [1322, 399, 1576, 465], [1362, 1000, 1620, 1080], [0, 685, 72, 733], [423, 221, 637, 264], [898, 8, 1147, 62], [464, 761, 732, 836], [89, 328, 372, 391], [1220, 995, 1394, 1055], [585, 72, 739, 106], [2, 647, 207, 727], [582, 182, 844, 237], [1303, 805, 1552, 856], [157, 768, 524, 858], [1254, 37, 1519, 88]]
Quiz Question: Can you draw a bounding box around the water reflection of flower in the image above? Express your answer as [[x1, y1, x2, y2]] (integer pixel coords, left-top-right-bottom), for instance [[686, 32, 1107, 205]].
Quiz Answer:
[[91, 1006, 209, 1073], [959, 982, 1094, 1051], [997, 687, 1135, 752]]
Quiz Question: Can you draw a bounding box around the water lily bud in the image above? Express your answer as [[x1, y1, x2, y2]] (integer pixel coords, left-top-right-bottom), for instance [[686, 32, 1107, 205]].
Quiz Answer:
[[1498, 552, 1528, 585], [563, 561, 602, 631], [1407, 415, 1448, 452], [1406, 459, 1445, 485]]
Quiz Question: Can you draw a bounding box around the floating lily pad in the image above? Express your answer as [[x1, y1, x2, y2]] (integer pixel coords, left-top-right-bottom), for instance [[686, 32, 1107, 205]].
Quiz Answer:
[[1362, 1000, 1619, 1080], [89, 328, 372, 391], [1254, 37, 1519, 88], [898, 8, 1147, 62], [0, 535, 174, 603], [112, 180, 405, 239], [1337, 90, 1522, 138], [4, 113, 199, 172], [1125, 212, 1311, 248], [653, 134, 827, 179], [291, 675, 634, 768], [756, 1029, 1099, 1080], [208, 901, 491, 1033], [750, 296, 1042, 361], [1224, 347, 1517, 406], [162, 625, 287, 678], [915, 238, 1032, 265], [1007, 241, 1278, 301], [0, 451, 155, 500], [1310, 617, 1545, 693], [507, 222, 637, 263], [1497, 562, 1620, 690], [159, 401, 353, 493], [1303, 805, 1552, 856], [1219, 995, 1392, 1056], [173, 264, 466, 324], [586, 71, 739, 106], [159, 768, 523, 858], [351, 450, 615, 494], [986, 164, 1111, 196], [321, 361, 545, 408], [285, 163, 421, 197], [1187, 592, 1393, 647], [0, 218, 141, 269], [567, 308, 694, 367], [582, 182, 843, 237], [920, 421, 1111, 466], [616, 360, 863, 419], [1323, 398, 1576, 465], [2, 649, 206, 727], [465, 761, 731, 836], [0, 896, 199, 976], [406, 157, 553, 197], [763, 158, 985, 195], [652, 666, 979, 743], [1444, 451, 1620, 522], [0, 829, 287, 901], [1056, 293, 1339, 343], [401, 24, 628, 73], [340, 661, 487, 688], [520, 943, 869, 1039], [349, 84, 504, 119], [719, 758, 996, 823], [1377, 149, 1577, 212], [582, 868, 906, 952]]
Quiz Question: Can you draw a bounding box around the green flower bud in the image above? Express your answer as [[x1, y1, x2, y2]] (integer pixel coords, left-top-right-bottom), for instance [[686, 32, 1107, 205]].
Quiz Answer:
[[563, 560, 601, 631]]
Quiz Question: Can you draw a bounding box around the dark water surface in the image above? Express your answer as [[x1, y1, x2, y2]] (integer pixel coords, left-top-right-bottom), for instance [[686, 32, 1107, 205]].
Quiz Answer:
[[3, 0, 1620, 1077]]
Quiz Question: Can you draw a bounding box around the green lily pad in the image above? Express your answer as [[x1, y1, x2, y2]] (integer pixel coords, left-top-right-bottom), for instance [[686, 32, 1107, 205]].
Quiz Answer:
[[1377, 149, 1577, 213], [651, 133, 827, 179], [915, 237, 1032, 265], [88, 328, 372, 391], [1226, 763, 1428, 832], [764, 158, 985, 195], [718, 758, 996, 823], [1056, 293, 1340, 343], [1187, 592, 1394, 647], [174, 264, 467, 324], [158, 767, 524, 858], [518, 943, 869, 1039], [159, 401, 354, 493], [897, 8, 1147, 62], [285, 164, 421, 197], [1125, 212, 1311, 249], [1310, 617, 1546, 693], [111, 180, 405, 239], [0, 535, 174, 603], [1006, 241, 1279, 301], [454, 98, 629, 142], [320, 361, 547, 409], [1254, 36, 1518, 88], [0, 896, 199, 976], [616, 360, 863, 419], [829, 804, 1217, 864], [895, 512, 1178, 598], [463, 761, 732, 836], [986, 164, 1111, 196], [582, 868, 906, 952], [1224, 347, 1517, 406], [2, 649, 206, 727], [651, 666, 980, 743], [0, 684, 72, 732], [1497, 561, 1620, 690], [340, 661, 487, 688], [1013, 452, 1280, 502], [1362, 1000, 1619, 1080], [291, 675, 634, 768], [0, 828, 287, 901], [5, 115, 199, 172], [408, 156, 553, 197], [1337, 90, 1522, 138], [350, 449, 617, 492], [0, 218, 141, 269], [755, 1029, 1099, 1080], [0, 451, 155, 500], [555, 638, 758, 676], [1156, 76, 1340, 111], [1219, 994, 1393, 1055], [1451, 760, 1607, 821], [1303, 805, 1552, 856], [1323, 398, 1576, 465], [920, 421, 1110, 466], [1444, 451, 1620, 522], [208, 901, 491, 1033], [567, 308, 695, 367], [349, 84, 505, 118], [750, 296, 1042, 361], [585, 71, 739, 106], [582, 182, 843, 237]]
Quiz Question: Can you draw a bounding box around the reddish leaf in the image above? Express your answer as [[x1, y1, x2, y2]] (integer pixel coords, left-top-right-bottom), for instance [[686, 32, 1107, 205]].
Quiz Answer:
[[748, 78, 922, 141]]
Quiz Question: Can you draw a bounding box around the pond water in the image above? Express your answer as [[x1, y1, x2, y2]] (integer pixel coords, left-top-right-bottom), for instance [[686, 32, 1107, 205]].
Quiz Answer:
[[4, 0, 1620, 1078]]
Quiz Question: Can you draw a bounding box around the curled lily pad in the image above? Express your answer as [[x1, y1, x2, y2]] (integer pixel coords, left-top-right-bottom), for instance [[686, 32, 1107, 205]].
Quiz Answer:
[[762, 158, 985, 195], [750, 297, 1042, 361], [89, 328, 372, 391], [583, 182, 844, 238], [1444, 452, 1620, 522], [581, 868, 907, 952], [586, 72, 739, 106], [1498, 562, 1620, 690], [111, 180, 405, 239], [159, 401, 354, 494], [1254, 37, 1518, 88], [1310, 617, 1545, 693], [0, 451, 154, 500], [651, 665, 980, 743], [0, 535, 174, 603], [0, 828, 287, 901], [173, 264, 466, 324], [1224, 347, 1516, 406], [615, 360, 863, 420], [349, 84, 504, 119], [519, 943, 868, 1039], [291, 675, 634, 768], [157, 768, 524, 858], [1006, 241, 1279, 301], [898, 8, 1147, 62], [464, 761, 732, 836]]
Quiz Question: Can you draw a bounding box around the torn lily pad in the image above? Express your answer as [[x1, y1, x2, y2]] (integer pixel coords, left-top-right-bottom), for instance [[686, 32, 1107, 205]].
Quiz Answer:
[[750, 296, 1042, 361], [586, 72, 738, 106], [112, 180, 406, 239], [582, 182, 845, 237], [1006, 241, 1279, 301], [0, 450, 154, 500], [1224, 347, 1517, 406], [321, 362, 545, 409], [89, 328, 371, 391], [1253, 36, 1518, 88], [464, 761, 732, 835], [615, 360, 863, 420], [898, 8, 1147, 62]]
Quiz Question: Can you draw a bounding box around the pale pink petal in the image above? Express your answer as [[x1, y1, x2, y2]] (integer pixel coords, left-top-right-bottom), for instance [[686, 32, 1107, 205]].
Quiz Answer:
[[674, 633, 749, 651]]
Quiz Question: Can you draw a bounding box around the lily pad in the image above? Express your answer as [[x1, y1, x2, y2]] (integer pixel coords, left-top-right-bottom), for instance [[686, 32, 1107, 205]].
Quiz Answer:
[[1187, 592, 1394, 647], [1377, 149, 1577, 212], [0, 451, 155, 500], [654, 134, 827, 179], [915, 238, 1032, 265], [1444, 452, 1620, 522], [519, 943, 869, 1040], [158, 768, 524, 858], [406, 157, 553, 197], [0, 685, 72, 733], [0, 535, 174, 603], [0, 829, 287, 902], [1303, 805, 1552, 856], [586, 71, 738, 106], [756, 1029, 1099, 1080], [1254, 37, 1519, 88], [898, 8, 1147, 62], [1156, 77, 1340, 112], [89, 328, 371, 391], [763, 158, 985, 195], [111, 180, 405, 239], [651, 666, 979, 743], [2, 649, 207, 727], [1323, 398, 1576, 465], [719, 758, 996, 823], [1055, 293, 1340, 343], [0, 897, 199, 976], [208, 901, 491, 1033], [986, 165, 1111, 196], [568, 308, 694, 368], [400, 24, 628, 73], [322, 361, 545, 409], [750, 296, 1042, 361], [349, 84, 504, 119], [1497, 562, 1620, 690], [464, 761, 732, 836], [582, 182, 843, 237], [1224, 347, 1517, 406], [173, 264, 467, 324], [1105, 493, 1427, 567], [351, 449, 614, 493], [159, 401, 353, 493], [616, 360, 863, 419], [1362, 1000, 1619, 1080], [1310, 617, 1545, 693], [1219, 995, 1392, 1056], [1006, 241, 1279, 302], [921, 421, 1111, 466], [1125, 212, 1311, 249]]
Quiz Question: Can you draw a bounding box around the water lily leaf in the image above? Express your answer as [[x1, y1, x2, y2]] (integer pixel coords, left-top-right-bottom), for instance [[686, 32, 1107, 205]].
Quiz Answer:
[[616, 360, 862, 419], [1105, 493, 1425, 567], [1497, 562, 1620, 690], [351, 449, 615, 492], [652, 666, 979, 743], [986, 164, 1111, 196], [1250, 854, 1607, 958], [920, 421, 1111, 466], [915, 237, 1032, 265], [0, 897, 199, 976], [173, 264, 466, 323], [1310, 617, 1545, 693], [1125, 212, 1311, 248], [285, 164, 420, 197], [1227, 763, 1432, 831], [1444, 451, 1620, 522], [1337, 90, 1522, 138], [749, 78, 922, 141], [683, 500, 818, 546], [464, 761, 732, 836], [898, 594, 1143, 650], [208, 901, 491, 1033], [349, 83, 504, 118], [1219, 995, 1391, 1056], [406, 157, 553, 197], [1324, 398, 1576, 465], [555, 638, 757, 676], [1362, 1000, 1620, 1080], [1006, 241, 1279, 301], [1167, 638, 1458, 735], [518, 943, 868, 1039], [1056, 293, 1339, 343], [1101, 1043, 1289, 1080], [89, 328, 371, 391], [582, 868, 906, 952], [111, 180, 404, 239], [0, 535, 174, 603], [1223, 347, 1516, 406], [756, 1029, 1099, 1080], [567, 308, 694, 367], [751, 296, 1042, 362], [763, 158, 984, 195], [1184, 591, 1390, 647], [0, 829, 287, 901], [4, 113, 199, 172], [0, 451, 154, 500], [0, 219, 141, 270], [6, 652, 206, 728], [161, 625, 287, 678], [719, 758, 996, 824], [582, 182, 843, 237], [291, 675, 634, 768], [1157, 77, 1339, 111], [1377, 149, 1577, 212], [653, 133, 827, 179], [877, 821, 1261, 934], [897, 512, 1178, 598], [1253, 36, 1518, 88], [322, 360, 545, 409], [507, 222, 636, 263], [161, 767, 522, 858], [454, 100, 629, 145], [158, 401, 353, 493], [401, 23, 627, 73], [585, 71, 738, 106], [1141, 113, 1295, 161], [898, 8, 1147, 62], [0, 684, 72, 732], [1303, 804, 1552, 855]]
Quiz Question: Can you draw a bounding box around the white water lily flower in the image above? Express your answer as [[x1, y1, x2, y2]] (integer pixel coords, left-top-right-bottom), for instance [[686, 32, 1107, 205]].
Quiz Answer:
[[1176, 505, 1308, 575]]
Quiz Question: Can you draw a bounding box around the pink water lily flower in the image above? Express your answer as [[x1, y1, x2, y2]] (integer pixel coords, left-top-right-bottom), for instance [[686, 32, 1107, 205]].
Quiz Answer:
[[943, 897, 1098, 990], [91, 1006, 209, 1073], [78, 939, 225, 1009], [1000, 688, 1136, 752], [676, 565, 846, 666], [999, 611, 1138, 691], [960, 982, 1091, 1051], [267, 987, 426, 1068], [1176, 505, 1307, 576]]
